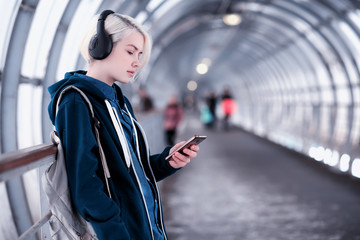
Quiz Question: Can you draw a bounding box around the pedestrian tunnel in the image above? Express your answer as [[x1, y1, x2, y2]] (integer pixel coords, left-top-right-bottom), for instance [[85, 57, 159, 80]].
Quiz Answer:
[[1, 0, 360, 239]]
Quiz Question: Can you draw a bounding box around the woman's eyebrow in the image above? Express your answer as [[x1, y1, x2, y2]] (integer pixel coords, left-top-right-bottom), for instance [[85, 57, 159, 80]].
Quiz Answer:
[[127, 44, 139, 51]]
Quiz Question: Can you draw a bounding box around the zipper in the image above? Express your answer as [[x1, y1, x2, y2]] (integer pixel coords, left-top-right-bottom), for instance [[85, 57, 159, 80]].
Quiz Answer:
[[122, 107, 151, 180], [105, 100, 155, 240], [124, 104, 167, 240], [133, 119, 168, 240]]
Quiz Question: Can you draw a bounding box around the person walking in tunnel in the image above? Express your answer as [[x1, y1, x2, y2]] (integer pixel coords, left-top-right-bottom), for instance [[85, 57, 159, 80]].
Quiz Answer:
[[163, 95, 184, 145], [47, 10, 199, 240], [202, 91, 217, 129], [138, 87, 154, 113], [221, 88, 236, 130]]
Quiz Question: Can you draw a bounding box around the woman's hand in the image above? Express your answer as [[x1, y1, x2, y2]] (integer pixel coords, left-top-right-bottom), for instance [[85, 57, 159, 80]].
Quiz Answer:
[[168, 141, 199, 169]]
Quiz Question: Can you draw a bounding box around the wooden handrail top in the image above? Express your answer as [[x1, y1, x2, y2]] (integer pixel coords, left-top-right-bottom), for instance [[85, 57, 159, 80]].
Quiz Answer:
[[0, 144, 57, 174]]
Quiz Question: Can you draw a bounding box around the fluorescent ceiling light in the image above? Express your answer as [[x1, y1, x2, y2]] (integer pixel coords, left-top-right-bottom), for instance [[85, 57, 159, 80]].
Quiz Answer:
[[223, 13, 242, 26], [187, 81, 198, 91], [196, 63, 208, 75]]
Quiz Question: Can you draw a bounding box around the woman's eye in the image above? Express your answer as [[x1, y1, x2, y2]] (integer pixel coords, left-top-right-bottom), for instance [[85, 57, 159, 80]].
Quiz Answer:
[[127, 51, 134, 55]]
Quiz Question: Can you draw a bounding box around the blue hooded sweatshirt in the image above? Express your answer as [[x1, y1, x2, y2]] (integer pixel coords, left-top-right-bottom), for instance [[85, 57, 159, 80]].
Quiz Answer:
[[48, 70, 178, 240]]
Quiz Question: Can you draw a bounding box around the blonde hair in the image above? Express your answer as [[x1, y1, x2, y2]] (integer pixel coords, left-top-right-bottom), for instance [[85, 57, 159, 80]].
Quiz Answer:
[[80, 13, 152, 71]]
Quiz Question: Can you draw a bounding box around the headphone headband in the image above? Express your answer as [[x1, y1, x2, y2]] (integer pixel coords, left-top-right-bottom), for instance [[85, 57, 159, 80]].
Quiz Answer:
[[99, 10, 114, 21]]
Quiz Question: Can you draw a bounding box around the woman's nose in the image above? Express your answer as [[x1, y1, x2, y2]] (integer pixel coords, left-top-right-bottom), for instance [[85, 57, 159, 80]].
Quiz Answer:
[[132, 59, 140, 68]]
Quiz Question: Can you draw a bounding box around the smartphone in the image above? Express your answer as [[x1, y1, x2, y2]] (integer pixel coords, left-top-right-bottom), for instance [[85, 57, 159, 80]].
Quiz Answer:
[[165, 135, 207, 160]]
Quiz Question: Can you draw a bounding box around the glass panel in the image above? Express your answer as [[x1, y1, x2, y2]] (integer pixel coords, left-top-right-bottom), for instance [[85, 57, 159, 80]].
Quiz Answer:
[[263, 4, 310, 34], [277, 52, 296, 91], [298, 36, 331, 87], [287, 45, 308, 90], [333, 106, 348, 145], [307, 29, 340, 86], [57, 0, 102, 80], [353, 86, 360, 104], [321, 88, 334, 104], [276, 0, 320, 25], [151, 0, 182, 21], [348, 9, 360, 31], [17, 84, 43, 148], [0, 183, 17, 239], [321, 25, 353, 86], [146, 0, 165, 12], [23, 169, 40, 224], [311, 89, 320, 105], [316, 62, 331, 87], [267, 59, 289, 96], [351, 105, 360, 146], [0, 1, 21, 69], [336, 87, 352, 105], [338, 19, 360, 84], [21, 0, 69, 78], [306, 105, 316, 136], [294, 105, 304, 132], [135, 11, 148, 24], [303, 91, 311, 103], [302, 1, 333, 20], [268, 79, 277, 93], [293, 41, 318, 88], [326, 0, 352, 9], [17, 83, 43, 224], [319, 106, 330, 142], [256, 18, 296, 44], [330, 61, 347, 86]]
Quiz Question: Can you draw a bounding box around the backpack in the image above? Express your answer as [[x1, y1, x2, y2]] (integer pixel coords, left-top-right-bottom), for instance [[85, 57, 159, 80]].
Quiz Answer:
[[42, 86, 111, 240]]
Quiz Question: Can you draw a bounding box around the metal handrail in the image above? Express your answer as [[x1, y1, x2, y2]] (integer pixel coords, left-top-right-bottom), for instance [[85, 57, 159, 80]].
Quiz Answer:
[[0, 143, 56, 173], [0, 143, 57, 239], [0, 143, 57, 182]]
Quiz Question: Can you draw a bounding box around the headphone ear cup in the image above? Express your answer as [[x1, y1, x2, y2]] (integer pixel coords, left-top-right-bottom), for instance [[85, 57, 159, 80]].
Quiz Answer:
[[89, 32, 113, 60]]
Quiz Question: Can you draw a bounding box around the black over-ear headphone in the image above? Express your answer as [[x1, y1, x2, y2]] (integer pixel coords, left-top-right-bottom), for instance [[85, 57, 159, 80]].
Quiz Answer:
[[89, 10, 114, 60]]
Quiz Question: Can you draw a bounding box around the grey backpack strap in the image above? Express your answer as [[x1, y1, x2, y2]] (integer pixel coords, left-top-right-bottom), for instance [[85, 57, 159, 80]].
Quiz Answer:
[[56, 86, 112, 198]]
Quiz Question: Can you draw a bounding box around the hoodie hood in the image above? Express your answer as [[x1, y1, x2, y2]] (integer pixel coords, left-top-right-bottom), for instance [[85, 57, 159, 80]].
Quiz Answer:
[[48, 70, 108, 125]]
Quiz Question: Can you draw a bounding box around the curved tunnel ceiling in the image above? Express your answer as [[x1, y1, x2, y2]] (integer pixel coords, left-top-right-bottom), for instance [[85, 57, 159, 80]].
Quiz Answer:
[[141, 0, 360, 169], [1, 0, 360, 238], [0, 0, 358, 173], [0, 0, 358, 168], [145, 0, 360, 102]]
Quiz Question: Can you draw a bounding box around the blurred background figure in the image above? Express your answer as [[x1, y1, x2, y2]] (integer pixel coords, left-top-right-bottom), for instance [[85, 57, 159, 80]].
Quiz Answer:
[[163, 95, 184, 145], [201, 92, 217, 129], [200, 103, 213, 128], [184, 93, 197, 112], [138, 87, 154, 113], [207, 92, 217, 129], [221, 88, 237, 130]]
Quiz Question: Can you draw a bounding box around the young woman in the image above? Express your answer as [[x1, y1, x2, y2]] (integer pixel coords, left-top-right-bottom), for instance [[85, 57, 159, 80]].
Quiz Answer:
[[48, 10, 199, 240]]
